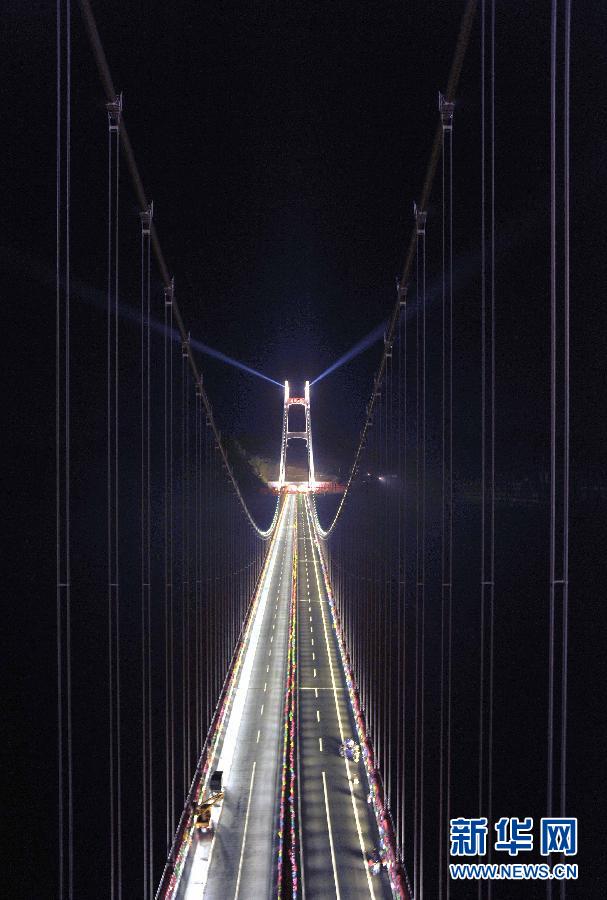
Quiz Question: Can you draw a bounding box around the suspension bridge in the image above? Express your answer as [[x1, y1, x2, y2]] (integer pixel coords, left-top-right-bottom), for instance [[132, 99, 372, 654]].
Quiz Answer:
[[52, 1, 577, 898]]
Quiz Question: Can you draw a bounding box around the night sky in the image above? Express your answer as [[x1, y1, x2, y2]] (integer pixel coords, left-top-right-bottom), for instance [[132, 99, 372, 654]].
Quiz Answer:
[[4, 1, 607, 896]]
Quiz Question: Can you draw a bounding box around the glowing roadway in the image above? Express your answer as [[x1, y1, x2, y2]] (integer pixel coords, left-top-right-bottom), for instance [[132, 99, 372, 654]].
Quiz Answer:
[[176, 494, 390, 898]]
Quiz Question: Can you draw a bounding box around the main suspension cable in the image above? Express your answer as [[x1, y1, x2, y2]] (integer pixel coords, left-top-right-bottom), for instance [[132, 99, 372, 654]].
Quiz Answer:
[[310, 0, 477, 538], [77, 0, 277, 538]]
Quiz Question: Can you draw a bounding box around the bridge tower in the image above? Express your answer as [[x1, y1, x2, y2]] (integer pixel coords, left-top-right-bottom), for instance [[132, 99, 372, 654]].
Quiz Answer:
[[278, 380, 316, 490]]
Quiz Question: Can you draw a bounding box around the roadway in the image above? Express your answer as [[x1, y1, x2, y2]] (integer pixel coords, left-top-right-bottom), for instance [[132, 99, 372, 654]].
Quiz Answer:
[[178, 495, 295, 900], [297, 494, 392, 899], [176, 490, 391, 899]]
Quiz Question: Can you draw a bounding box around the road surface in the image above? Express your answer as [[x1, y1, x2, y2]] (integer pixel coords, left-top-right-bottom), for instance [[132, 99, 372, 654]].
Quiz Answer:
[[179, 496, 295, 900], [297, 495, 392, 899], [176, 492, 391, 898]]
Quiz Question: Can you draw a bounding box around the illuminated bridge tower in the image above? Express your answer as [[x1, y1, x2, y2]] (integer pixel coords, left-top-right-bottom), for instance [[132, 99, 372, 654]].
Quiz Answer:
[[277, 380, 316, 491]]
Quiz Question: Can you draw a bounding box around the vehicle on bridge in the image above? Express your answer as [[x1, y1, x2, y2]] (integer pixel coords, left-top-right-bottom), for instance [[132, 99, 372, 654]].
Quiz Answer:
[[191, 790, 224, 834], [367, 848, 386, 876], [339, 738, 361, 762]]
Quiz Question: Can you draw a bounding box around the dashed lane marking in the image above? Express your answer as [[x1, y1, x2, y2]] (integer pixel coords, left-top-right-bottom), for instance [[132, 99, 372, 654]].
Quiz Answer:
[[233, 761, 257, 900]]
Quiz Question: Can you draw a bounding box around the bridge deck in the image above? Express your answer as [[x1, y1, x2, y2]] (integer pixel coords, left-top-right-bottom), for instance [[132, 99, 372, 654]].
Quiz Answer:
[[178, 493, 390, 898], [179, 497, 295, 900], [297, 495, 392, 899]]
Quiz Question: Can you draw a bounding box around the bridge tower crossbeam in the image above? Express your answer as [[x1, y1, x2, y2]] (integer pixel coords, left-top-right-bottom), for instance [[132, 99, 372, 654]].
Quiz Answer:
[[277, 380, 316, 491]]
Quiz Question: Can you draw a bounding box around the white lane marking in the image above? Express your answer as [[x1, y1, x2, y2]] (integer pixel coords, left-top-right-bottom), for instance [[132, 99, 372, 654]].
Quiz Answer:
[[311, 638, 314, 646], [313, 668, 317, 678], [322, 772, 341, 899], [317, 709, 320, 723], [267, 665, 270, 673], [268, 649, 272, 657], [264, 683, 267, 692], [306, 499, 376, 899], [319, 737, 323, 752], [256, 730, 261, 743], [312, 652, 315, 661], [270, 635, 273, 643], [299, 686, 337, 691], [234, 761, 257, 900]]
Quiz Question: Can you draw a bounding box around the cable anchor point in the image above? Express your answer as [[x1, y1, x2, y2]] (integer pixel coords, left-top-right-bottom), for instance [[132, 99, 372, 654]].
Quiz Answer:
[[164, 277, 174, 306], [396, 278, 408, 306], [106, 93, 123, 131], [140, 201, 153, 235], [414, 202, 427, 234], [438, 91, 455, 131]]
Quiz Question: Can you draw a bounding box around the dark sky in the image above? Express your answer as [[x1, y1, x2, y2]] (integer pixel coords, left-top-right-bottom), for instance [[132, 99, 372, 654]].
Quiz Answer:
[[5, 1, 606, 481], [5, 0, 606, 487], [4, 1, 607, 896]]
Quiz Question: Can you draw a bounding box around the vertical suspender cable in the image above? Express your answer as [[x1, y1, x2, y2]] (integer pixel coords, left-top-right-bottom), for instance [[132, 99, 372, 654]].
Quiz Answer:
[[169, 283, 176, 841], [420, 209, 427, 900], [140, 203, 153, 898], [478, 0, 487, 860], [414, 202, 427, 900], [205, 418, 212, 728], [396, 290, 403, 858], [147, 235, 153, 896], [548, 2, 557, 839], [163, 281, 174, 849], [439, 92, 455, 900], [414, 229, 420, 900], [185, 348, 191, 785], [140, 210, 147, 898], [195, 387, 201, 757], [479, 6, 496, 895], [488, 3, 496, 878], [397, 281, 408, 861], [106, 92, 122, 900], [389, 359, 393, 789], [163, 284, 168, 850], [387, 347, 394, 807], [548, 9, 571, 896], [561, 0, 571, 844], [56, 2, 72, 893], [181, 345, 187, 798], [447, 91, 455, 900], [439, 107, 447, 900]]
